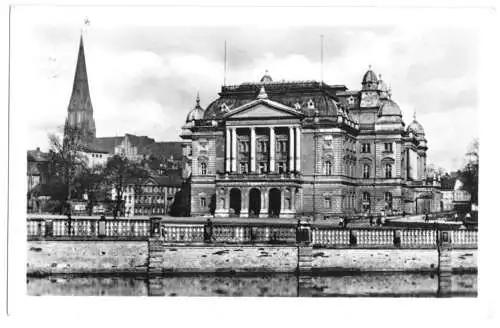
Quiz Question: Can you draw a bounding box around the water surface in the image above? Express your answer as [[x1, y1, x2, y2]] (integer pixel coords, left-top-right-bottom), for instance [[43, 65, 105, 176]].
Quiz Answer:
[[27, 272, 477, 297]]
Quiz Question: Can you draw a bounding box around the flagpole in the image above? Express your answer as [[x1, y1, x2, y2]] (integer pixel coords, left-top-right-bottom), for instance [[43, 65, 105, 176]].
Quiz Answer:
[[320, 34, 324, 85], [224, 40, 227, 86]]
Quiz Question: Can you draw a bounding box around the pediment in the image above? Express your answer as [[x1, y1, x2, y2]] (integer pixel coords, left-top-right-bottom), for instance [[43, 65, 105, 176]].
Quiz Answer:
[[224, 99, 302, 119]]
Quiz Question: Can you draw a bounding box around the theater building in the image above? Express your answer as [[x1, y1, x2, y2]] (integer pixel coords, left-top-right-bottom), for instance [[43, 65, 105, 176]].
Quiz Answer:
[[180, 69, 441, 219]]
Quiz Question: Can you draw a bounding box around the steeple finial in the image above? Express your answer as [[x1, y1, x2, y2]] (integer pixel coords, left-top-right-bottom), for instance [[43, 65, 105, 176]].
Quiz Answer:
[[368, 64, 372, 70], [257, 86, 268, 99], [81, 16, 90, 36], [196, 91, 200, 106], [413, 109, 417, 120]]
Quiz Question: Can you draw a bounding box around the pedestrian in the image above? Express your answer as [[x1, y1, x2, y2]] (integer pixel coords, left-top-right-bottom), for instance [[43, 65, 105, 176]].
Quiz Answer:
[[424, 212, 429, 223], [454, 213, 459, 221], [339, 217, 345, 228], [464, 212, 471, 226], [369, 215, 374, 227]]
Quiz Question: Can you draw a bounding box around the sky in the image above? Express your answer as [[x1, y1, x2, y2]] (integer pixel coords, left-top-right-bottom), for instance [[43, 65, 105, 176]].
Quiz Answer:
[[11, 6, 480, 172]]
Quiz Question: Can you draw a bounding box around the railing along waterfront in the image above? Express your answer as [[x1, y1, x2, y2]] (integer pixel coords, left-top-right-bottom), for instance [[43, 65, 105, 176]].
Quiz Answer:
[[27, 217, 478, 248], [27, 218, 150, 240]]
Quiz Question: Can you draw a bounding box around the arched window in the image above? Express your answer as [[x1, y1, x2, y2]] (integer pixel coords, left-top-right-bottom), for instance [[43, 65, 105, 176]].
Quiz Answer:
[[385, 164, 392, 178], [363, 164, 371, 178], [200, 162, 207, 175], [324, 161, 332, 175]]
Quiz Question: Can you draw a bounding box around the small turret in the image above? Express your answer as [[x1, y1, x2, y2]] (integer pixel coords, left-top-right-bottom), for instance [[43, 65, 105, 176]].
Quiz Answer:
[[362, 65, 379, 91], [185, 92, 205, 122]]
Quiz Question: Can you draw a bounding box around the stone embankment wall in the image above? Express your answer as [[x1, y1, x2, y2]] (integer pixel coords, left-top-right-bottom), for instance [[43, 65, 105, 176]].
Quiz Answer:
[[27, 241, 477, 275], [27, 241, 149, 274], [159, 245, 298, 273]]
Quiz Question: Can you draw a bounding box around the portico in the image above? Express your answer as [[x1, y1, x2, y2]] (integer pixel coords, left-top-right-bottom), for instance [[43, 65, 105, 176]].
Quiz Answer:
[[215, 183, 299, 219], [214, 86, 304, 219], [225, 125, 302, 174]]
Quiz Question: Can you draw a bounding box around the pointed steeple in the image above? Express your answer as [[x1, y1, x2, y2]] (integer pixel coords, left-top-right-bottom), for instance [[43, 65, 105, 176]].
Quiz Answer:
[[68, 35, 93, 113], [65, 35, 96, 145], [196, 91, 201, 107]]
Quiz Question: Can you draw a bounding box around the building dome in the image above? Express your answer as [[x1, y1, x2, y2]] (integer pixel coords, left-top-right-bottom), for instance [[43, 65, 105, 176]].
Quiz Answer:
[[260, 70, 273, 83], [185, 93, 205, 122], [378, 98, 402, 117], [375, 98, 403, 128], [407, 120, 425, 136], [406, 112, 425, 136]]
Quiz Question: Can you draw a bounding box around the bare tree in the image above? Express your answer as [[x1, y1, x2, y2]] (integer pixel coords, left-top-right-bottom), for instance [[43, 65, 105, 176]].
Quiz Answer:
[[103, 155, 149, 218], [48, 125, 88, 216]]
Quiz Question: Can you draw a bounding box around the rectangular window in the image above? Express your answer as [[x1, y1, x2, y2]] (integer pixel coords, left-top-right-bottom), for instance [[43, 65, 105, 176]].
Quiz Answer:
[[277, 141, 288, 153], [200, 197, 206, 207], [324, 197, 332, 209], [277, 162, 287, 173], [239, 162, 248, 173], [361, 143, 371, 153], [324, 161, 332, 175], [384, 143, 393, 153], [363, 164, 371, 179]]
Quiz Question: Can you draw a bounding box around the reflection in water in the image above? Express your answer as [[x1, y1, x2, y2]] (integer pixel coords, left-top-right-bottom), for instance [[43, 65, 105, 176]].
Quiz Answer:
[[27, 273, 477, 297]]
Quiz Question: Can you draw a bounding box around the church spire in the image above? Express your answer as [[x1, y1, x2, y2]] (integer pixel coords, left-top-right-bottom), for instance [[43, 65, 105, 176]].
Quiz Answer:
[[65, 35, 96, 144], [68, 35, 93, 113]]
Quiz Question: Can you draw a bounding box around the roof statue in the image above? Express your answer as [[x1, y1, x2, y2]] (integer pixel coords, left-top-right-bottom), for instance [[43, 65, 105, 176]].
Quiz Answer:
[[260, 70, 273, 83], [257, 85, 268, 99]]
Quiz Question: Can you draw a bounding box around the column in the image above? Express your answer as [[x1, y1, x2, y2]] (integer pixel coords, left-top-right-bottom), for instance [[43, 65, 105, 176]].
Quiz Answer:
[[241, 189, 249, 218], [291, 188, 296, 211], [259, 188, 268, 218], [289, 127, 295, 172], [280, 188, 285, 214], [225, 128, 231, 172], [295, 127, 301, 172], [250, 127, 256, 172], [269, 127, 275, 172], [231, 128, 237, 172]]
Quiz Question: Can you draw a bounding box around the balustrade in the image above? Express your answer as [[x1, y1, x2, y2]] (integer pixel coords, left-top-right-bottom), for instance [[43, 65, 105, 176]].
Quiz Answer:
[[26, 218, 477, 249]]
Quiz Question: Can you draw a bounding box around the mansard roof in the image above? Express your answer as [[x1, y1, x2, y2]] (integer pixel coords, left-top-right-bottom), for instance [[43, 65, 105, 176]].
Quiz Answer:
[[203, 80, 347, 119]]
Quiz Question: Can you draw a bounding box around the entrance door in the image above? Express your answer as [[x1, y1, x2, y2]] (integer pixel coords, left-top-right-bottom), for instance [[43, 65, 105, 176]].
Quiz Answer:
[[248, 188, 261, 217], [268, 188, 281, 218], [229, 188, 241, 217], [416, 198, 431, 214]]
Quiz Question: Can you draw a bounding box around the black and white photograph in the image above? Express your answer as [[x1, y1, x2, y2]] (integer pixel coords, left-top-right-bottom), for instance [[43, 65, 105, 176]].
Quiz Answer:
[[3, 1, 500, 327]]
